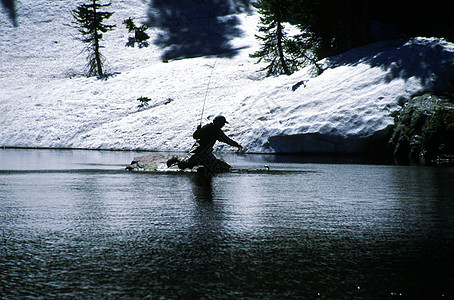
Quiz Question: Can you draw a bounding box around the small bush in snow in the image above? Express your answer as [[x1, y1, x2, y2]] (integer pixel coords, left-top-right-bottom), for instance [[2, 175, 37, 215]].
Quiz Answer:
[[137, 96, 152, 108], [123, 17, 150, 48]]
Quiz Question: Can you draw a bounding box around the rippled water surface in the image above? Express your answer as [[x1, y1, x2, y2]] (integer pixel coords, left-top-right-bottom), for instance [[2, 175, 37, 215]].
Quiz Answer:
[[1, 149, 454, 298]]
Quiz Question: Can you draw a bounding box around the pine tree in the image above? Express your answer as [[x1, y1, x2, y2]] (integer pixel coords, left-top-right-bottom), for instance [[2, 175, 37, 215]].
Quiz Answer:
[[250, 0, 295, 76], [71, 0, 115, 77], [250, 0, 319, 77]]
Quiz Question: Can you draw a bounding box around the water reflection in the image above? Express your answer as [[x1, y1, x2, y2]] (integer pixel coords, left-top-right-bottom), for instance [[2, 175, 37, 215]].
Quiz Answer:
[[191, 175, 213, 203]]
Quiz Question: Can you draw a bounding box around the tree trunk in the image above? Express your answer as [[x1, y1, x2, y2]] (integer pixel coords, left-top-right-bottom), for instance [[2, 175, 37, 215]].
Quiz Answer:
[[94, 33, 103, 76], [275, 6, 290, 75], [93, 0, 103, 76]]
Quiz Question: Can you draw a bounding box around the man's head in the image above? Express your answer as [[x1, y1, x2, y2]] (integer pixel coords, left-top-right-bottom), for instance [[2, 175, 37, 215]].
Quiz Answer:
[[213, 115, 228, 128]]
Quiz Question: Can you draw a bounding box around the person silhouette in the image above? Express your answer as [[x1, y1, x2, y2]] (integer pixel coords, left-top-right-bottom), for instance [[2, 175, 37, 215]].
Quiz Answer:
[[167, 115, 242, 173]]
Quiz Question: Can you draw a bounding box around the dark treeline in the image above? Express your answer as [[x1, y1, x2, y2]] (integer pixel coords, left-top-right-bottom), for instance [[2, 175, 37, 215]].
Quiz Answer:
[[283, 0, 454, 59], [252, 0, 454, 76]]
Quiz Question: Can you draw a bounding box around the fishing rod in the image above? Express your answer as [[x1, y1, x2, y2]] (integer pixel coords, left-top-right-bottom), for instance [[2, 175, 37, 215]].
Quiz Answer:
[[199, 58, 217, 126]]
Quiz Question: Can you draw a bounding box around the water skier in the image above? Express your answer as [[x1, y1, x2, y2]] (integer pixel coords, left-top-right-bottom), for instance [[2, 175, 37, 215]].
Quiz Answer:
[[166, 115, 243, 173]]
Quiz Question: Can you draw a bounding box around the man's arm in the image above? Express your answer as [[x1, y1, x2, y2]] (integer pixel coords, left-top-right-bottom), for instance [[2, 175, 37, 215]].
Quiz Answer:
[[218, 131, 242, 149]]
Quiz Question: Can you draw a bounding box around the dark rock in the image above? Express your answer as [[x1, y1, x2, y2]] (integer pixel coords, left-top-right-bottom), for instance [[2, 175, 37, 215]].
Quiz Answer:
[[389, 93, 454, 164]]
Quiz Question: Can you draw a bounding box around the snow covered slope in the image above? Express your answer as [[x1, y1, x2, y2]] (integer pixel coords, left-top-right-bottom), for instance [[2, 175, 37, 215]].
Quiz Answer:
[[1, 1, 453, 153]]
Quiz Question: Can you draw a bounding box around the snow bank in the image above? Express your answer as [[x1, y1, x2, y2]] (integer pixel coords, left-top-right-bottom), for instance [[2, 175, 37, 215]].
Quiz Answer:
[[1, 1, 453, 153]]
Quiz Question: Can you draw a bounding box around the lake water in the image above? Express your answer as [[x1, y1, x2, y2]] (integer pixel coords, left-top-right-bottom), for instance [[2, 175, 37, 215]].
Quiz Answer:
[[1, 149, 453, 299]]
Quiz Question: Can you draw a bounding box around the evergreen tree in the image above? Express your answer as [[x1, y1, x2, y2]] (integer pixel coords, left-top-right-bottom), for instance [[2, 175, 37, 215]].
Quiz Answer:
[[250, 0, 298, 76], [71, 0, 115, 77]]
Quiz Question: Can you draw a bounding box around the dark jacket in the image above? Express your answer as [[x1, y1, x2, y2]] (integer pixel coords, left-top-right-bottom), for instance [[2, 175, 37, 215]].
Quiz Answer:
[[191, 123, 238, 154]]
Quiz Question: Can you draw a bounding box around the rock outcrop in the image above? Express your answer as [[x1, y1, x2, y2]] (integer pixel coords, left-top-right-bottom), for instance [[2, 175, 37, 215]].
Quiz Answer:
[[389, 93, 454, 164]]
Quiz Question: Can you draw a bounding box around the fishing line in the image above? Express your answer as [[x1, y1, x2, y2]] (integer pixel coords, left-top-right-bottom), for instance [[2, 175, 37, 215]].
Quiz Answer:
[[199, 58, 217, 126]]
